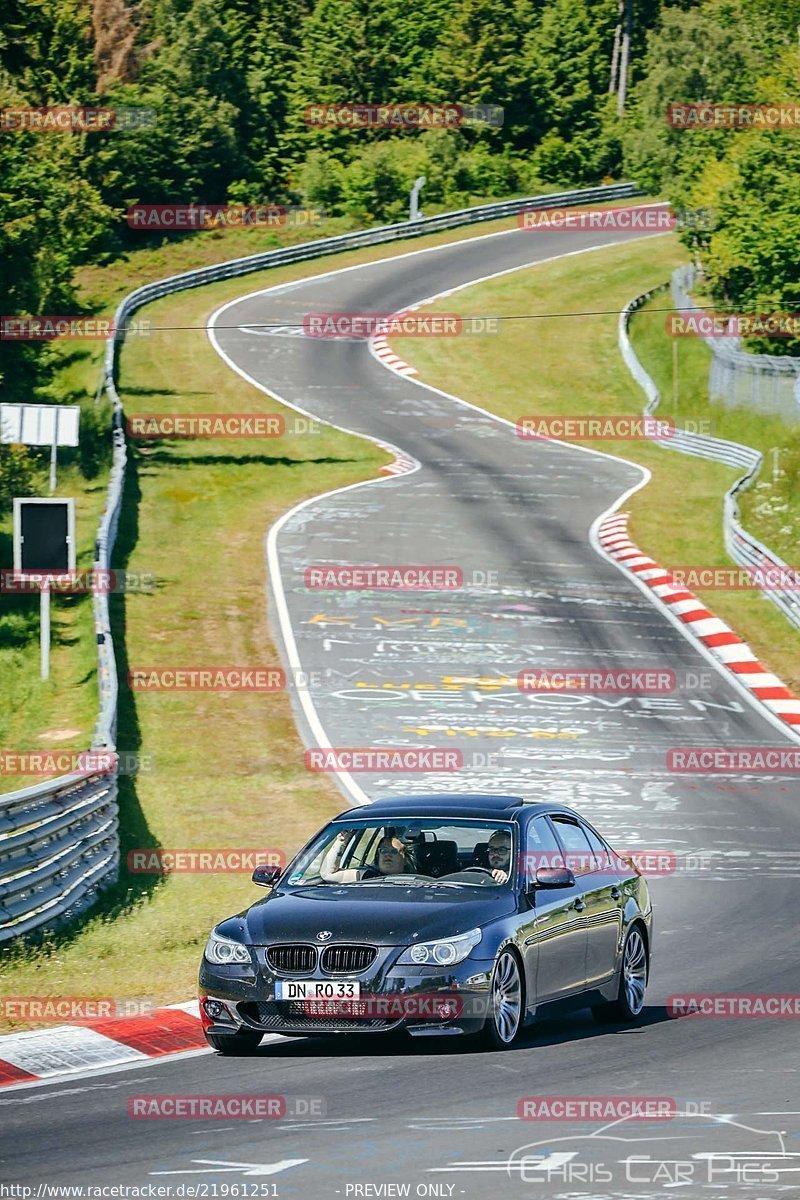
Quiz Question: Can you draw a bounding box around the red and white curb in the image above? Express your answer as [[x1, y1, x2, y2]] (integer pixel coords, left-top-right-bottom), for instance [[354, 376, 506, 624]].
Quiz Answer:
[[598, 512, 800, 728], [373, 437, 419, 477], [370, 334, 418, 377], [0, 1000, 208, 1087]]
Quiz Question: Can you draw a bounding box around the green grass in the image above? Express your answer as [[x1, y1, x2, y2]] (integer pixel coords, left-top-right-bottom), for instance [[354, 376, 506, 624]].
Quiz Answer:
[[389, 233, 800, 691]]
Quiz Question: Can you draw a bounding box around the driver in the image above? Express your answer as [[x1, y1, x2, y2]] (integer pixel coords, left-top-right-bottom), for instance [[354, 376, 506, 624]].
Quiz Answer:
[[319, 829, 413, 883], [374, 834, 410, 876], [486, 831, 512, 884]]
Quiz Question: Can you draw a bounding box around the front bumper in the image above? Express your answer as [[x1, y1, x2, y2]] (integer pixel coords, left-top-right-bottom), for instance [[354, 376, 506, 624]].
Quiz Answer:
[[199, 950, 494, 1038]]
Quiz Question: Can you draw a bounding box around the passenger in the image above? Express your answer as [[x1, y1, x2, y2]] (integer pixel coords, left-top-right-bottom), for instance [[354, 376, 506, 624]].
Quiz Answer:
[[486, 830, 512, 883]]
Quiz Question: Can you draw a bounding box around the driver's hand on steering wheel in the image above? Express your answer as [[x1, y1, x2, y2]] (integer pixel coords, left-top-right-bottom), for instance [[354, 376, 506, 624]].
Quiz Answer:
[[491, 868, 508, 883]]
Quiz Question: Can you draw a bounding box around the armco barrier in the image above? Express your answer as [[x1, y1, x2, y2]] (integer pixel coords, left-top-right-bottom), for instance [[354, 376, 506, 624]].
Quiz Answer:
[[619, 283, 800, 632], [0, 182, 640, 943], [673, 264, 800, 425]]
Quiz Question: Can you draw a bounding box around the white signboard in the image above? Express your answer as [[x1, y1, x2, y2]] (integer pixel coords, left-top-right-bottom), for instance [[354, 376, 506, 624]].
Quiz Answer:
[[0, 403, 80, 447]]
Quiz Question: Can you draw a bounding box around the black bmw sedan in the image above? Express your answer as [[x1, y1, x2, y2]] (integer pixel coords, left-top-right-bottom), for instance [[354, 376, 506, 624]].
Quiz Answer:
[[199, 794, 653, 1052]]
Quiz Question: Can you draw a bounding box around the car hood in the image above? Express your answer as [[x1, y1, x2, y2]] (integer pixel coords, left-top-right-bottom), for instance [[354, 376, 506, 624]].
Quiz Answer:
[[233, 884, 518, 946]]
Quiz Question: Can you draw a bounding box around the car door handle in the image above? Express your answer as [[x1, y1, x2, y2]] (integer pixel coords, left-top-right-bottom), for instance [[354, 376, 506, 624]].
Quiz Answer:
[[611, 886, 621, 900], [572, 898, 586, 912]]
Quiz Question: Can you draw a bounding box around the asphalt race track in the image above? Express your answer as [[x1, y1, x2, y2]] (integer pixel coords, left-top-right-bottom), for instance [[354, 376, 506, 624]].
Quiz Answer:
[[4, 222, 800, 1198]]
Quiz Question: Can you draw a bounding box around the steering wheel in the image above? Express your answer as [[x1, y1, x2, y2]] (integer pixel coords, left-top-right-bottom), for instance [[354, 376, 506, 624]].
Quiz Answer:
[[460, 867, 494, 877]]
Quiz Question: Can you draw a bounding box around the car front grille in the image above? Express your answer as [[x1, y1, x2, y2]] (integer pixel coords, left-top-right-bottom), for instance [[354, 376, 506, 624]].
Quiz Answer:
[[265, 943, 378, 975], [266, 944, 316, 973], [238, 1000, 398, 1033], [321, 944, 377, 974]]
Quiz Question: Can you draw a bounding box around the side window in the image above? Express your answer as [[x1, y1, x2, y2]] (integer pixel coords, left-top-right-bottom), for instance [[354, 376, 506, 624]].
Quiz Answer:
[[522, 816, 566, 883], [551, 818, 595, 877], [582, 823, 615, 873]]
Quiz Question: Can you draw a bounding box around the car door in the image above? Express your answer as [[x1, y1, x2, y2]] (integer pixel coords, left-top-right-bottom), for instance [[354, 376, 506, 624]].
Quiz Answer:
[[520, 815, 587, 1004], [552, 816, 623, 989]]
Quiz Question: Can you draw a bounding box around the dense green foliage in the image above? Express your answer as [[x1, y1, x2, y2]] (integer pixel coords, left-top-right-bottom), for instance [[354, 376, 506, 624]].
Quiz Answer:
[[625, 0, 800, 353]]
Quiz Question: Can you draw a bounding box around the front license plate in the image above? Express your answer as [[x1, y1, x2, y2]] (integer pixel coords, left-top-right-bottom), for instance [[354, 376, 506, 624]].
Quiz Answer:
[[274, 979, 361, 1001]]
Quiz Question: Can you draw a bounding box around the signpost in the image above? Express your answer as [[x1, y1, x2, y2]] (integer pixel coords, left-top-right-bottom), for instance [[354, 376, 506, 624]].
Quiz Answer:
[[0, 403, 80, 491], [409, 176, 426, 222], [12, 498, 76, 680]]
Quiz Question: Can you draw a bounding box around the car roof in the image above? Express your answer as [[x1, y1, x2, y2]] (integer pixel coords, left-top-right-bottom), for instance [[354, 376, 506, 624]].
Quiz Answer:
[[333, 794, 581, 823]]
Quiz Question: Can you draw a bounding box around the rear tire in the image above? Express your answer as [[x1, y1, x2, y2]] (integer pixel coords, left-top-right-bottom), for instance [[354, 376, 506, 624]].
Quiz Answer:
[[481, 950, 524, 1049], [592, 924, 648, 1023], [206, 1029, 263, 1055]]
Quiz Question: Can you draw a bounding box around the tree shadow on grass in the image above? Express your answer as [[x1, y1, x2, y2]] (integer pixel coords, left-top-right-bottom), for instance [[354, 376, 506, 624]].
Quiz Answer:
[[138, 449, 363, 469], [104, 448, 164, 912], [123, 385, 212, 397]]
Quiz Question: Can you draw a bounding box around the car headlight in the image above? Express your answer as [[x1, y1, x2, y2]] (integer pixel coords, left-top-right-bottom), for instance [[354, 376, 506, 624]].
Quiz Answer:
[[204, 929, 252, 966], [397, 927, 482, 967]]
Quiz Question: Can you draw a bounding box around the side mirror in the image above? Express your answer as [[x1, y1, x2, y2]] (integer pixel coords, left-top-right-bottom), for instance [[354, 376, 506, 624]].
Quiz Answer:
[[252, 864, 281, 888], [531, 866, 575, 889]]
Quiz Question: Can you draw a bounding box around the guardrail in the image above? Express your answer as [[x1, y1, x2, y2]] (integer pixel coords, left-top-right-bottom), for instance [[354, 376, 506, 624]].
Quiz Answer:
[[619, 282, 800, 632], [673, 264, 800, 425], [0, 181, 640, 943], [0, 770, 119, 940]]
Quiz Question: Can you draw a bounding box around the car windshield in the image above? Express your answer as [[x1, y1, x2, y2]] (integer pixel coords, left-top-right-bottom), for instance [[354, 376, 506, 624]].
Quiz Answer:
[[283, 819, 515, 887]]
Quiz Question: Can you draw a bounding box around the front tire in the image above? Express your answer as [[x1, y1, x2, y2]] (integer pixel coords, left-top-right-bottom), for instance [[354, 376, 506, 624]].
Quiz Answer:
[[206, 1029, 263, 1055], [592, 924, 648, 1023], [482, 950, 523, 1049]]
